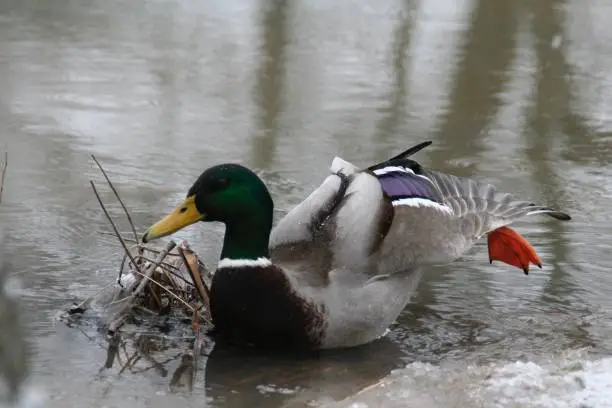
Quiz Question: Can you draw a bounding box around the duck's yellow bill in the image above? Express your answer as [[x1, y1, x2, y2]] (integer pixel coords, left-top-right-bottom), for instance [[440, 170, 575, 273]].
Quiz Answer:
[[142, 195, 205, 243]]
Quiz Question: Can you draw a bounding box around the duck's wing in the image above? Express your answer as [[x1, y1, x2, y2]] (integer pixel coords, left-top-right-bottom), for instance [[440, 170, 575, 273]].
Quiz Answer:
[[421, 168, 571, 232], [270, 141, 571, 283], [369, 154, 571, 271], [269, 155, 392, 286], [269, 142, 443, 286], [269, 141, 435, 259]]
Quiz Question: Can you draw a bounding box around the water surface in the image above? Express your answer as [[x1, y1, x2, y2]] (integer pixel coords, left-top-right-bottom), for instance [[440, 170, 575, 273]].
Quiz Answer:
[[0, 0, 611, 406]]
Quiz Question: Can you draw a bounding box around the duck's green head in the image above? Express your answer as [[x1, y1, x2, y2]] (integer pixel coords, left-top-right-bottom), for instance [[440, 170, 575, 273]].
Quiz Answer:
[[142, 163, 273, 243]]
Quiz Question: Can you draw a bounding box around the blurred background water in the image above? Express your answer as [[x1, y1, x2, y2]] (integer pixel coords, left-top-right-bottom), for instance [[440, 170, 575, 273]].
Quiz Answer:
[[0, 0, 611, 406]]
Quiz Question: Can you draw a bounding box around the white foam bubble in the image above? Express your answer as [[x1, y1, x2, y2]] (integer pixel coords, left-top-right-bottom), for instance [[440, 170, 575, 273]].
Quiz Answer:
[[118, 273, 137, 288]]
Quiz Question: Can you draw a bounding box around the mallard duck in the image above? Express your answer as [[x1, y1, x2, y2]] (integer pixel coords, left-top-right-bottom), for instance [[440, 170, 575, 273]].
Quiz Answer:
[[142, 141, 571, 350]]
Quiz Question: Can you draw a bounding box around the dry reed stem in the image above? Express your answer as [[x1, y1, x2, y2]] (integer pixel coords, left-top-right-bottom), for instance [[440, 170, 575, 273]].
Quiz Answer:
[[178, 247, 210, 309], [117, 253, 128, 287], [91, 154, 139, 244], [99, 231, 138, 243], [90, 180, 143, 278]]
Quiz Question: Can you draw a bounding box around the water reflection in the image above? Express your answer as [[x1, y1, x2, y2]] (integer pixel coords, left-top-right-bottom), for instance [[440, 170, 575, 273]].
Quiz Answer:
[[0, 227, 28, 402], [407, 0, 524, 324], [205, 339, 404, 407], [251, 0, 291, 169], [429, 0, 519, 173], [524, 0, 576, 305], [374, 0, 415, 158]]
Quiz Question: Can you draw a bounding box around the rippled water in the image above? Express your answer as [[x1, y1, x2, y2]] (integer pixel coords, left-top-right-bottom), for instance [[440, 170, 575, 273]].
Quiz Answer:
[[0, 0, 611, 406]]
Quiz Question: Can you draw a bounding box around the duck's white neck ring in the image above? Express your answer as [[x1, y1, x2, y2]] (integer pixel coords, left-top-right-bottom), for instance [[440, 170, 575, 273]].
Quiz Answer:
[[217, 257, 272, 269]]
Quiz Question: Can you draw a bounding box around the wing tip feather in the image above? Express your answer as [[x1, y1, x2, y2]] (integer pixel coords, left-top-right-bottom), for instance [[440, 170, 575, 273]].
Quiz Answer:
[[547, 211, 572, 221]]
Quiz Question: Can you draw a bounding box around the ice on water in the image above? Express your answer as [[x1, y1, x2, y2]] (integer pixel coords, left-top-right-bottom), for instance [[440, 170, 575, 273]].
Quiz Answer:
[[329, 350, 612, 408]]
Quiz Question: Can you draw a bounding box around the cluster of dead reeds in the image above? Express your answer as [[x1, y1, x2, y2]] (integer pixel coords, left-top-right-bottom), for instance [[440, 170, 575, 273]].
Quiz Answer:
[[63, 155, 213, 391]]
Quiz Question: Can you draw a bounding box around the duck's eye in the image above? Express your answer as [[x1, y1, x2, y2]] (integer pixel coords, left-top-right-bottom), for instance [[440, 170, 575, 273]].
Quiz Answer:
[[214, 178, 229, 190]]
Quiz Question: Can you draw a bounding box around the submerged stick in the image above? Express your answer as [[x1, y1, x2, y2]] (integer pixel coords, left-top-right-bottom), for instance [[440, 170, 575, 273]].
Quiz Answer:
[[191, 310, 202, 388], [169, 354, 194, 392], [118, 352, 141, 376], [170, 312, 199, 393], [91, 181, 142, 274], [66, 280, 118, 315], [107, 306, 130, 334], [136, 335, 168, 377], [91, 154, 139, 244], [104, 332, 121, 369]]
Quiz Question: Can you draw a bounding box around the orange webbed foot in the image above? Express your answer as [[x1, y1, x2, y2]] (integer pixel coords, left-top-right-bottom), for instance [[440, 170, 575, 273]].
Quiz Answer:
[[487, 226, 542, 275]]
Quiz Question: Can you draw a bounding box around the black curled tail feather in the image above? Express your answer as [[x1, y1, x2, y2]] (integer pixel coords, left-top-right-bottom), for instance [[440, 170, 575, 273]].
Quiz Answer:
[[523, 204, 572, 221], [367, 141, 432, 172]]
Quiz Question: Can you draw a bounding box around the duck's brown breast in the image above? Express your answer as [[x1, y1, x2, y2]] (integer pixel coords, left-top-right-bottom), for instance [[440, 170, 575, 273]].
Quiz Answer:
[[210, 263, 327, 350]]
